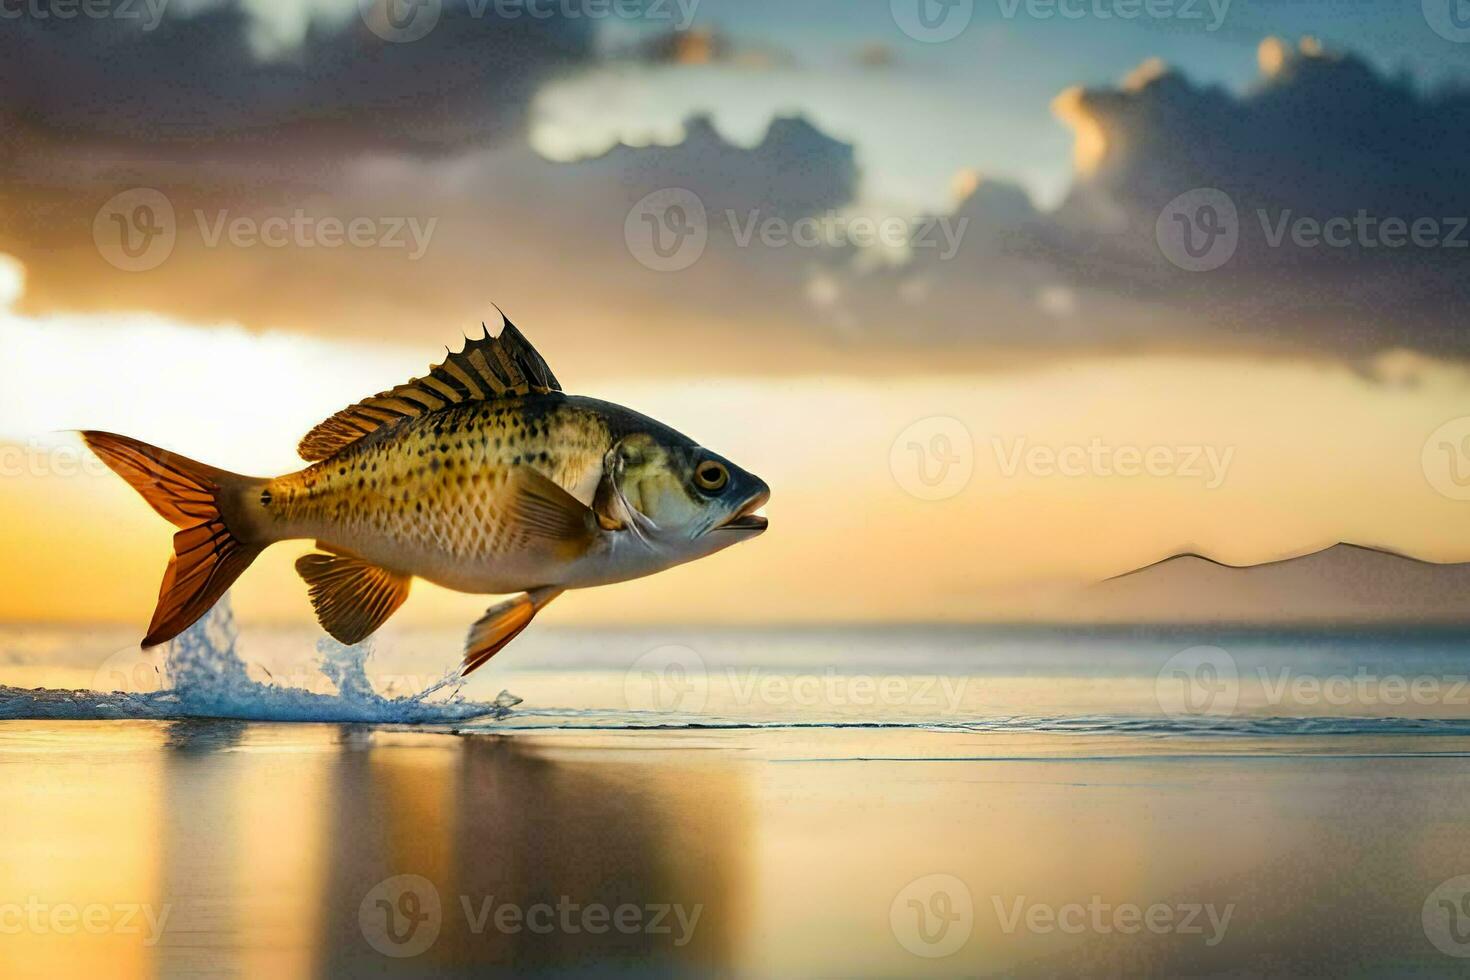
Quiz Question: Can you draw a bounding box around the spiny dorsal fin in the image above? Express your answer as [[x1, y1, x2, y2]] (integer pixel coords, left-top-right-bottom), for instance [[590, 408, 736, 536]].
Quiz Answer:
[[295, 553, 412, 645], [297, 316, 562, 463]]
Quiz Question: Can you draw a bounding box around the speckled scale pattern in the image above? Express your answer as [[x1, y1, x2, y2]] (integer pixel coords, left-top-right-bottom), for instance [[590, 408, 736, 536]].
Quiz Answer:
[[262, 395, 610, 561]]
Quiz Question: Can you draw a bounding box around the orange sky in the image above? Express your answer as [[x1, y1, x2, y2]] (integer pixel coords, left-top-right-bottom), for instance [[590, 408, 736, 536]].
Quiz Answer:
[[3, 253, 1469, 628]]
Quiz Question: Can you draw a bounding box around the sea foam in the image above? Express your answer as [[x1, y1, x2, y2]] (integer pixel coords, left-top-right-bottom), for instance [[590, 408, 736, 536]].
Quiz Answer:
[[0, 596, 518, 724]]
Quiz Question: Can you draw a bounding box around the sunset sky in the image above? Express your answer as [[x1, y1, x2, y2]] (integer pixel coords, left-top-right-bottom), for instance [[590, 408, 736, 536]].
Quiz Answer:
[[3, 0, 1469, 628]]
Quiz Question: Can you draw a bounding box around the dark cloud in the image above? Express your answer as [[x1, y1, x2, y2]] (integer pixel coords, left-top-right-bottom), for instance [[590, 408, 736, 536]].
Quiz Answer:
[[0, 0, 852, 377], [3, 23, 1468, 372], [826, 39, 1470, 361], [1060, 42, 1470, 225], [0, 108, 859, 378], [1042, 41, 1470, 354], [0, 0, 594, 158], [606, 114, 855, 218]]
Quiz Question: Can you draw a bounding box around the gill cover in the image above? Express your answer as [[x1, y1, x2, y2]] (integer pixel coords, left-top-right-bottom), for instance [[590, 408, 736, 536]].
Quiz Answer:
[[593, 438, 662, 542]]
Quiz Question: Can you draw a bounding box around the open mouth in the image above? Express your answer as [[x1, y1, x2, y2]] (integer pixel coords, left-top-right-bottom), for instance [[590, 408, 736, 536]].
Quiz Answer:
[[718, 491, 770, 532]]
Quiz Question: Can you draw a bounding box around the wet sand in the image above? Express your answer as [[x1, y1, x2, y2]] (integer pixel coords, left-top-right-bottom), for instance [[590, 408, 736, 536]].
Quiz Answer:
[[4, 721, 1470, 977]]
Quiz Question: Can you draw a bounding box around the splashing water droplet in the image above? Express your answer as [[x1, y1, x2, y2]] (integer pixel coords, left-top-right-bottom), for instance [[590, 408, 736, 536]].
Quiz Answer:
[[0, 595, 518, 724]]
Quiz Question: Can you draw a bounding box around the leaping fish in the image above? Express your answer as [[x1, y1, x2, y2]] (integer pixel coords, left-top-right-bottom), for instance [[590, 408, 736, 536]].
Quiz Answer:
[[83, 316, 770, 674]]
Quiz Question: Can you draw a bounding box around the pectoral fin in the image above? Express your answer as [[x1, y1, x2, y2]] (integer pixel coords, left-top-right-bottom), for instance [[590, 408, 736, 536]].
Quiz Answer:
[[462, 586, 562, 675], [295, 553, 412, 645], [505, 467, 597, 554]]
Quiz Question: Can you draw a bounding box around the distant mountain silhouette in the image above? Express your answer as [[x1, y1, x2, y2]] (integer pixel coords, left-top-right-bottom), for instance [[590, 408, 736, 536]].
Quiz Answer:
[[1067, 543, 1470, 625]]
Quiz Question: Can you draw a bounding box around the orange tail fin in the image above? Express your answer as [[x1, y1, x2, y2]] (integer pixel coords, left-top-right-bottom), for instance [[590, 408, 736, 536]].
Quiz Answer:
[[82, 431, 266, 647]]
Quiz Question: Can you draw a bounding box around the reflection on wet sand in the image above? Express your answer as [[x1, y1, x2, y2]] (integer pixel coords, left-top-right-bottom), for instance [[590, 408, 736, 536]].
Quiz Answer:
[[158, 725, 745, 977], [0, 723, 164, 979], [156, 719, 329, 978], [6, 723, 1470, 977], [0, 722, 746, 979]]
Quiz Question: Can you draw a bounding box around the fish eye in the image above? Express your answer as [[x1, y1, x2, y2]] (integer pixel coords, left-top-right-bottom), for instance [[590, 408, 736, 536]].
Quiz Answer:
[[694, 460, 729, 493]]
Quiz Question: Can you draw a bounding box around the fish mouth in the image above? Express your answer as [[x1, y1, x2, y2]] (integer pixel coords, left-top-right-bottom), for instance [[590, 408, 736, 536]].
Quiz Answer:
[[716, 489, 770, 533]]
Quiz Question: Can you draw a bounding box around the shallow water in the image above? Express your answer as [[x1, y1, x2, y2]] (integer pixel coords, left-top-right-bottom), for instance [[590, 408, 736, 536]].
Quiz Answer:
[[4, 605, 1470, 976], [5, 598, 1470, 733], [4, 722, 1470, 977], [0, 600, 517, 725]]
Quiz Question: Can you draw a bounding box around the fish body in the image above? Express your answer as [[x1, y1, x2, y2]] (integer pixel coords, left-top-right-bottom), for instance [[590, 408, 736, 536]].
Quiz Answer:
[[255, 394, 743, 592], [83, 320, 769, 673]]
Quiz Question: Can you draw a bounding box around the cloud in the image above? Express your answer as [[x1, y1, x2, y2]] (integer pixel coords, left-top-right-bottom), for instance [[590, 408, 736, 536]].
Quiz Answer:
[[853, 42, 896, 70], [608, 24, 796, 69], [0, 0, 594, 162], [0, 109, 859, 378], [1044, 38, 1470, 355], [829, 38, 1470, 362], [637, 25, 728, 63], [4, 23, 1469, 373], [0, 0, 854, 376], [1060, 39, 1470, 222]]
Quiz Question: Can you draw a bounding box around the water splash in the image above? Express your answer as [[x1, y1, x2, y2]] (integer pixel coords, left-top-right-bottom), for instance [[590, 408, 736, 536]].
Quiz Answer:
[[0, 596, 519, 724]]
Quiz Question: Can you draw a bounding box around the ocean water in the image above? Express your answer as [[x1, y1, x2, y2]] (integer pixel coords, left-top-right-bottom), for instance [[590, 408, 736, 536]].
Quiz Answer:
[[3, 597, 1470, 736], [6, 602, 1470, 976]]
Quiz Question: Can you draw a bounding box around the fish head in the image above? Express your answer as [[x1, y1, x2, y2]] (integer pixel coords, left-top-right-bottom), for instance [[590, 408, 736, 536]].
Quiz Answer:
[[598, 430, 769, 560]]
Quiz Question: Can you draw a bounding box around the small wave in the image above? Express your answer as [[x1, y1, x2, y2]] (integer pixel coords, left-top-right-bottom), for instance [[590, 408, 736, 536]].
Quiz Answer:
[[472, 710, 1470, 737], [0, 598, 518, 724]]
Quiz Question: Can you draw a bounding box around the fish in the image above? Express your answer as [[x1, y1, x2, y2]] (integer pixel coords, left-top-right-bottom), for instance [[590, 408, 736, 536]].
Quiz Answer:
[[82, 316, 770, 674]]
